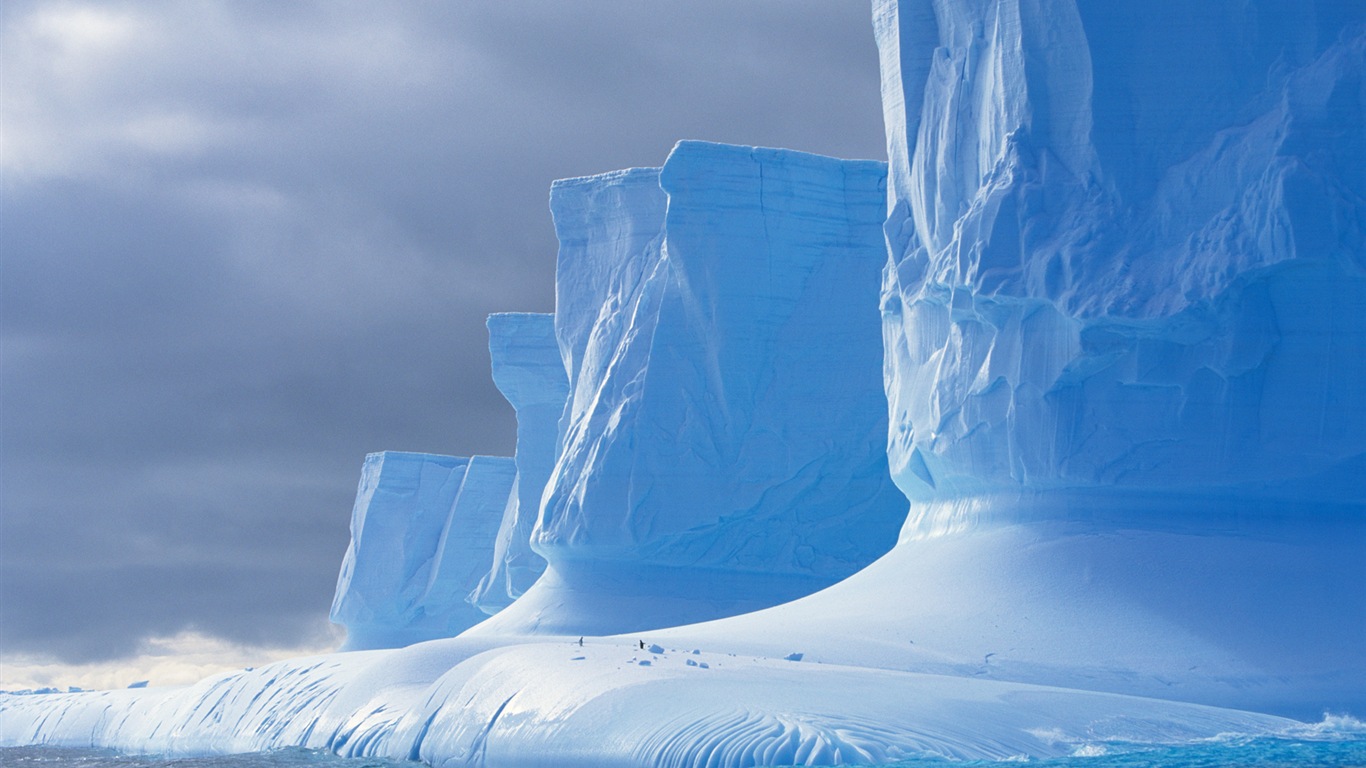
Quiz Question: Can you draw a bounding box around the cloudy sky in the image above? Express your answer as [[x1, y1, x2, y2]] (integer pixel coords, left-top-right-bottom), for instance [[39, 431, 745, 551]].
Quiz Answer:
[[0, 0, 887, 689]]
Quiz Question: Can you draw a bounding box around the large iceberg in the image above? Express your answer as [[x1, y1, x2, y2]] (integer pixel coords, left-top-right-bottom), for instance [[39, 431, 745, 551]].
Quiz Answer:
[[471, 141, 909, 636], [870, 0, 1365, 715], [3, 1, 1363, 765]]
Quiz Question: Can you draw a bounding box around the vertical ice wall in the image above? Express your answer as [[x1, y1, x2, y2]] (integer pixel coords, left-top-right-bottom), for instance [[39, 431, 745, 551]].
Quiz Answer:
[[420, 455, 517, 621], [867, 0, 1365, 714], [469, 313, 569, 614], [472, 141, 909, 635], [874, 0, 1366, 520], [330, 451, 514, 650]]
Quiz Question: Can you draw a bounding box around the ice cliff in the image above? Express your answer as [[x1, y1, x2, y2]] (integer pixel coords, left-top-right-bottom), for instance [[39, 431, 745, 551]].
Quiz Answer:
[[876, 0, 1366, 507], [333, 313, 571, 647], [330, 452, 514, 650], [473, 142, 910, 636], [870, 0, 1365, 713]]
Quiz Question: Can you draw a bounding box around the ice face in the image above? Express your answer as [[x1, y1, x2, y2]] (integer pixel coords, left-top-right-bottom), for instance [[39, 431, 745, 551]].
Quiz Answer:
[[330, 452, 514, 650], [421, 456, 517, 620], [469, 142, 909, 636], [468, 313, 568, 614], [874, 0, 1366, 518], [865, 0, 1365, 714]]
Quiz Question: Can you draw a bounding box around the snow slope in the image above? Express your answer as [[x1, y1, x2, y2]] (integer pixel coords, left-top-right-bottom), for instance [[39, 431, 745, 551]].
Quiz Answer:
[[0, 633, 1298, 766]]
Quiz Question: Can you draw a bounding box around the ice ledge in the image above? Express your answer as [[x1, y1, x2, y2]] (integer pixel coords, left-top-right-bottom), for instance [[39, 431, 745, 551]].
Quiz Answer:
[[897, 487, 1366, 542]]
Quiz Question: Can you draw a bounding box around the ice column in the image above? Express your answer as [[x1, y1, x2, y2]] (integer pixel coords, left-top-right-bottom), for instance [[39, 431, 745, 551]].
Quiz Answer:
[[469, 312, 570, 614]]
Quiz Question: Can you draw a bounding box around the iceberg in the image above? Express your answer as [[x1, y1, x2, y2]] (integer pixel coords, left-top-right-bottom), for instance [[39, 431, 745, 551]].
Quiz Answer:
[[871, 0, 1365, 716], [330, 452, 515, 651], [471, 141, 909, 637], [468, 312, 567, 615], [3, 0, 1363, 764]]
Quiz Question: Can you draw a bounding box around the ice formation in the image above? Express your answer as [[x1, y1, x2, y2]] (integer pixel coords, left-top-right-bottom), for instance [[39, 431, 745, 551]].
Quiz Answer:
[[3, 1, 1363, 765], [870, 0, 1365, 715], [330, 452, 514, 650], [876, 0, 1366, 506], [471, 141, 909, 636], [468, 312, 566, 614]]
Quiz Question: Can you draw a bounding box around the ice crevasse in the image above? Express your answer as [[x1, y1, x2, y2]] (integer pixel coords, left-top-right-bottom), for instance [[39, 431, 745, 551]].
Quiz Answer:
[[2, 0, 1364, 765]]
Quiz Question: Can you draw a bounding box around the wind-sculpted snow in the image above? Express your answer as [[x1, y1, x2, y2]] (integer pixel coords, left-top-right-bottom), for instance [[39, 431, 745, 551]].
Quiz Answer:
[[472, 141, 909, 636], [469, 313, 567, 615], [0, 637, 1299, 767], [331, 453, 514, 650]]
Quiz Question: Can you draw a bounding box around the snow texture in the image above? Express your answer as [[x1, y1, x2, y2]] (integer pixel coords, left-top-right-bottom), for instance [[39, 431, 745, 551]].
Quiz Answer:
[[469, 313, 567, 615], [0, 636, 1299, 765], [330, 452, 514, 650], [4, 1, 1365, 765], [470, 141, 909, 636]]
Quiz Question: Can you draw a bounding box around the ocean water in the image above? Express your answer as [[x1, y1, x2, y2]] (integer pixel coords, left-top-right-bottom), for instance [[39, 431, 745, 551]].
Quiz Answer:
[[5, 736, 1366, 768]]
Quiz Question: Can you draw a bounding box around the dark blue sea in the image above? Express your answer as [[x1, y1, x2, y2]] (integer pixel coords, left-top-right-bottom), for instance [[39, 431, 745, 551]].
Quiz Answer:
[[5, 732, 1366, 768]]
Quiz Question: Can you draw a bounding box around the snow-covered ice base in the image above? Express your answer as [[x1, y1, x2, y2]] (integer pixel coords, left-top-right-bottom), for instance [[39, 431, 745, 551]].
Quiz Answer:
[[0, 635, 1300, 767], [3, 496, 1357, 765]]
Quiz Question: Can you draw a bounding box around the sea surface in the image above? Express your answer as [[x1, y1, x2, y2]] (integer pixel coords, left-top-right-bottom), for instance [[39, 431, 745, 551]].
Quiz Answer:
[[5, 732, 1366, 768]]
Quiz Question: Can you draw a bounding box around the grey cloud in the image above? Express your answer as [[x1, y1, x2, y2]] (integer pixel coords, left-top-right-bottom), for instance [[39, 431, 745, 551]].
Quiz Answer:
[[0, 0, 884, 665]]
